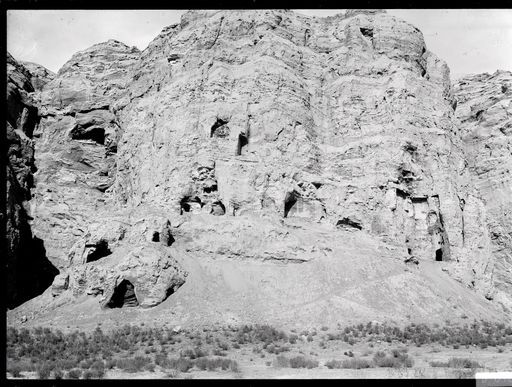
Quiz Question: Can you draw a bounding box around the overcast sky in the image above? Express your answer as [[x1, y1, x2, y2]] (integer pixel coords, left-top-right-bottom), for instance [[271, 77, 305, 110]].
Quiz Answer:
[[7, 9, 512, 80]]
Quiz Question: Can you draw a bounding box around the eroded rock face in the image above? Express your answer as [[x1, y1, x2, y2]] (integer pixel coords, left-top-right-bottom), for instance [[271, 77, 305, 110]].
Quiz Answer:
[[114, 11, 468, 264], [8, 10, 511, 316], [30, 40, 140, 268], [66, 242, 187, 309], [20, 61, 55, 91], [5, 53, 59, 308], [454, 71, 512, 311]]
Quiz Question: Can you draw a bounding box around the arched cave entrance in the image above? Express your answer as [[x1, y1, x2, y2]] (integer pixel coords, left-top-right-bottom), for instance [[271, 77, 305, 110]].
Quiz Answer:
[[70, 126, 106, 145], [86, 240, 112, 263], [435, 249, 443, 261], [180, 196, 202, 214], [106, 279, 139, 308], [284, 191, 298, 218]]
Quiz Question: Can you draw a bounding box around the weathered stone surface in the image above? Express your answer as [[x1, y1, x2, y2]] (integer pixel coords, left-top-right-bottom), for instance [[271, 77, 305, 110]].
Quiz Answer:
[[5, 53, 58, 308], [20, 61, 55, 91], [64, 243, 187, 309], [454, 70, 512, 311], [6, 10, 511, 320], [51, 273, 69, 296], [115, 12, 466, 263], [30, 40, 140, 268]]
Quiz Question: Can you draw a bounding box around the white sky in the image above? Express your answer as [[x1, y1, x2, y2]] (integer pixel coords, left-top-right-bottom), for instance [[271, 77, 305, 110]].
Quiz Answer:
[[7, 9, 512, 80]]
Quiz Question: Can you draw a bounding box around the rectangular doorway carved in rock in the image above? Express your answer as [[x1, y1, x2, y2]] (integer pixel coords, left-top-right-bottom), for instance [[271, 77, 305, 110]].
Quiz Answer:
[[236, 133, 248, 156]]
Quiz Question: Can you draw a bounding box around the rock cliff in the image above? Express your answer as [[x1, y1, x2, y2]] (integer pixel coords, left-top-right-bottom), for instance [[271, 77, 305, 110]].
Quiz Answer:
[[5, 10, 511, 326], [6, 53, 58, 308], [453, 70, 512, 311]]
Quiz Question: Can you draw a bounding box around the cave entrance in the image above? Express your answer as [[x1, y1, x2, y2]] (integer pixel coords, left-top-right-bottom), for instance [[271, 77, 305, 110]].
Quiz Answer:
[[107, 279, 139, 308], [236, 133, 248, 156], [211, 201, 226, 216], [210, 118, 229, 138], [336, 218, 363, 230], [284, 191, 298, 218], [435, 249, 443, 261], [152, 232, 160, 242], [86, 240, 112, 263], [180, 196, 202, 215], [70, 126, 106, 145]]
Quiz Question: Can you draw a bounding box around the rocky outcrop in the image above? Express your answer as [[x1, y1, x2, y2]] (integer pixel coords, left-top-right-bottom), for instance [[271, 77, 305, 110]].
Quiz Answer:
[[20, 61, 55, 91], [114, 11, 471, 266], [454, 70, 512, 311], [67, 242, 186, 308], [5, 53, 58, 309], [6, 10, 511, 319], [31, 40, 140, 268]]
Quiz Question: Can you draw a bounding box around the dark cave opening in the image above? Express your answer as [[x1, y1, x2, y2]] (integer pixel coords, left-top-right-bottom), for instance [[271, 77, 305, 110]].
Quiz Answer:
[[336, 218, 363, 230], [210, 118, 229, 138], [106, 279, 139, 308], [360, 27, 374, 39], [236, 133, 248, 156], [180, 196, 202, 214], [396, 188, 408, 199], [284, 191, 298, 218], [435, 249, 443, 261], [211, 201, 226, 216], [165, 286, 176, 299], [85, 240, 112, 263], [152, 232, 160, 242], [204, 184, 218, 193], [70, 126, 106, 145]]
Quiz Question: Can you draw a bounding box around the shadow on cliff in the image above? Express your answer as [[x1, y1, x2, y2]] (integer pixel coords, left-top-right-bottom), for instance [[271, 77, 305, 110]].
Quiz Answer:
[[7, 206, 59, 310]]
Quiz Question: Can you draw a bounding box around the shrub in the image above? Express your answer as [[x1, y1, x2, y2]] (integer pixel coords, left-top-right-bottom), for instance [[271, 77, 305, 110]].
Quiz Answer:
[[195, 357, 209, 371], [53, 369, 64, 379], [7, 365, 22, 378], [230, 360, 240, 373], [66, 368, 82, 379], [325, 360, 343, 369], [169, 357, 193, 373], [165, 369, 179, 378], [447, 358, 482, 369], [274, 355, 318, 369], [37, 363, 53, 379], [115, 356, 151, 373], [342, 358, 372, 369], [213, 348, 227, 357], [273, 355, 290, 368], [373, 350, 413, 368]]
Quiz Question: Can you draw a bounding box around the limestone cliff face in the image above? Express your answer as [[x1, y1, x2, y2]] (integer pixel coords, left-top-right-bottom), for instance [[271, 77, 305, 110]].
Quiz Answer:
[[115, 10, 477, 274], [5, 53, 58, 308], [32, 40, 140, 267], [6, 10, 511, 322], [454, 71, 512, 311]]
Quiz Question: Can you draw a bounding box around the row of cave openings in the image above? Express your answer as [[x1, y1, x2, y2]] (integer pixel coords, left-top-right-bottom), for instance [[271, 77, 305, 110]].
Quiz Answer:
[[210, 118, 249, 156], [180, 195, 226, 216]]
